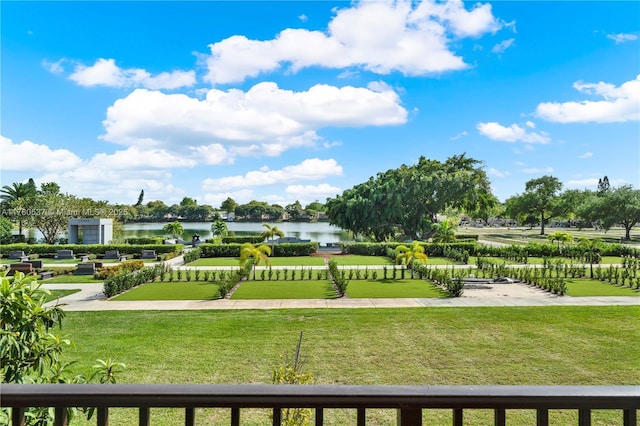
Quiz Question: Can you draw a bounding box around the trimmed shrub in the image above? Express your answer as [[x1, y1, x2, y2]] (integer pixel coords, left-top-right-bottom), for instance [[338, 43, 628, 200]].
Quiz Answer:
[[0, 243, 184, 257], [125, 237, 164, 245], [222, 235, 264, 244]]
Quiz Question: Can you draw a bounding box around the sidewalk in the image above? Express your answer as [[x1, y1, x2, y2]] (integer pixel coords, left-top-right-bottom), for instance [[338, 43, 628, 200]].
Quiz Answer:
[[43, 283, 640, 312]]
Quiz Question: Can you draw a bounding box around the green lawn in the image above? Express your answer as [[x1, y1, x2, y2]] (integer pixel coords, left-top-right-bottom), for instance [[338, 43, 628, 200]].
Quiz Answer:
[[346, 279, 450, 298], [42, 274, 103, 283], [231, 280, 336, 299], [187, 256, 325, 267], [566, 278, 640, 297], [45, 289, 81, 302], [111, 282, 220, 300], [60, 306, 640, 425], [329, 255, 393, 265]]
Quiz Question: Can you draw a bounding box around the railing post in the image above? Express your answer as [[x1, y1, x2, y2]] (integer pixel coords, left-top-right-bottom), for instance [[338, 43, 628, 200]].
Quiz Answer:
[[494, 408, 506, 426], [97, 407, 109, 426], [357, 407, 366, 426], [536, 409, 549, 426], [54, 407, 68, 426], [185, 407, 195, 426], [315, 408, 324, 426], [453, 408, 463, 426], [139, 407, 150, 426], [578, 409, 591, 426], [623, 408, 637, 426], [397, 408, 422, 425], [11, 407, 25, 426], [272, 408, 281, 426], [231, 407, 240, 426]]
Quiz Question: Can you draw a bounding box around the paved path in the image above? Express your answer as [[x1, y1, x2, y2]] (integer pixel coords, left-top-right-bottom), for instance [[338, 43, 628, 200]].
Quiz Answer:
[[43, 282, 640, 312]]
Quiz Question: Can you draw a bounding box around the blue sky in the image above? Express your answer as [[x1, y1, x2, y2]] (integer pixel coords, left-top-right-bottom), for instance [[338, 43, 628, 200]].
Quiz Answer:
[[2, 1, 639, 209]]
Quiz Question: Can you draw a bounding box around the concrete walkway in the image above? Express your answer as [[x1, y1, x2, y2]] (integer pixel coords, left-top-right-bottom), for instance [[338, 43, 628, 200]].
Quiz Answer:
[[43, 282, 640, 312]]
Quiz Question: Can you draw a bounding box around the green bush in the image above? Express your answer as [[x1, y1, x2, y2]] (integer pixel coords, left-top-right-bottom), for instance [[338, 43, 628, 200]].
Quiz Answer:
[[272, 243, 318, 257], [103, 263, 166, 297], [221, 235, 264, 244], [0, 243, 184, 257], [125, 237, 164, 245], [340, 242, 478, 257]]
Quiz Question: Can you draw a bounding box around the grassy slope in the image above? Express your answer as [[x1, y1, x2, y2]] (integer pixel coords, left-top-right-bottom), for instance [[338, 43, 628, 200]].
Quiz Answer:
[[61, 306, 640, 425]]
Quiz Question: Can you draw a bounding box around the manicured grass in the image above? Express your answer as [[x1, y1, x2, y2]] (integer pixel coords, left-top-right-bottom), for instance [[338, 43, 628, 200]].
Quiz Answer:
[[45, 289, 81, 302], [42, 274, 103, 283], [111, 282, 220, 300], [346, 279, 450, 298], [422, 257, 459, 265], [60, 306, 640, 425], [187, 256, 325, 267], [566, 278, 640, 297], [329, 255, 393, 265], [600, 256, 624, 264], [231, 280, 336, 299]]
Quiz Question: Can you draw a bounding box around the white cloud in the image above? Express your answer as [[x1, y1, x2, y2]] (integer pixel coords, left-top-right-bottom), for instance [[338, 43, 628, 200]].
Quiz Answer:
[[285, 183, 342, 198], [102, 83, 406, 159], [491, 38, 515, 53], [0, 136, 83, 172], [525, 121, 535, 128], [202, 158, 343, 190], [298, 14, 308, 22], [42, 58, 67, 74], [477, 122, 551, 143], [565, 177, 626, 189], [535, 75, 640, 123], [68, 58, 196, 90], [450, 131, 468, 140], [204, 0, 502, 83], [522, 167, 554, 174], [578, 152, 593, 159], [607, 33, 638, 44], [202, 189, 255, 208], [487, 168, 510, 178]]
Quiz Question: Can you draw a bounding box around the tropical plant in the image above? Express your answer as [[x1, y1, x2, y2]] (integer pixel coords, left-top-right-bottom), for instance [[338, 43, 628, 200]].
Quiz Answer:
[[547, 231, 573, 249], [211, 220, 228, 239], [261, 224, 285, 246], [577, 238, 602, 279], [395, 241, 428, 278], [162, 221, 184, 239], [239, 243, 272, 279], [0, 180, 37, 238], [432, 218, 458, 243]]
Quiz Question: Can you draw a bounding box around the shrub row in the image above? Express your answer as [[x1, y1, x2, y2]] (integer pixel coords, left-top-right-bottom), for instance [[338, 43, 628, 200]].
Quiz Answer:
[[198, 243, 318, 258], [476, 242, 640, 259], [0, 243, 184, 256], [218, 261, 252, 298], [124, 237, 164, 245], [327, 260, 348, 296], [183, 248, 202, 264], [103, 263, 166, 297], [221, 235, 264, 244], [340, 242, 478, 257], [413, 264, 465, 297], [95, 260, 145, 280]]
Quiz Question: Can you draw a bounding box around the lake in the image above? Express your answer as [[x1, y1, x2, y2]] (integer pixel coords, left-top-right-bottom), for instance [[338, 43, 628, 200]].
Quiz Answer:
[[122, 221, 356, 244]]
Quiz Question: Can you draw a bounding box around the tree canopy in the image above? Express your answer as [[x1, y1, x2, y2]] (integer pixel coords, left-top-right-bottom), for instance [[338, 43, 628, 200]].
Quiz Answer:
[[325, 154, 496, 241], [504, 175, 563, 235]]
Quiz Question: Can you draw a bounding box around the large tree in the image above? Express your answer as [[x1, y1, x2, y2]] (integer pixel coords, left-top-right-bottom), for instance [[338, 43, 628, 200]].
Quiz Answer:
[[31, 183, 79, 244], [325, 154, 496, 241], [504, 175, 563, 235], [220, 197, 238, 214], [580, 185, 640, 240]]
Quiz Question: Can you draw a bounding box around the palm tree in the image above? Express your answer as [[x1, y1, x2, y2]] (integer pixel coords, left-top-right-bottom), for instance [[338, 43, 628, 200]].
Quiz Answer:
[[547, 231, 573, 250], [162, 221, 184, 240], [261, 224, 285, 249], [1, 181, 37, 238], [577, 237, 602, 279], [239, 243, 271, 279], [395, 241, 428, 278], [432, 218, 457, 243], [211, 220, 228, 240]]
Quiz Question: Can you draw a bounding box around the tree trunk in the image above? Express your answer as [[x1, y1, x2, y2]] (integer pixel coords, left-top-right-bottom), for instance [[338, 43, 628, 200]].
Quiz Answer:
[[540, 212, 546, 235]]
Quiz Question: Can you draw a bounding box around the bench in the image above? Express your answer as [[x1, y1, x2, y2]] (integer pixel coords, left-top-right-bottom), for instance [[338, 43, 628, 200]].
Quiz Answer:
[[75, 263, 97, 275], [104, 250, 127, 261], [26, 260, 44, 269], [141, 250, 157, 260], [7, 263, 34, 276], [9, 250, 29, 262], [40, 271, 54, 280], [55, 250, 75, 260]]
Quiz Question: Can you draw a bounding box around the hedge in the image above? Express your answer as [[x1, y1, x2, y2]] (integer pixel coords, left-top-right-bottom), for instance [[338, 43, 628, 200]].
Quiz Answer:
[[199, 242, 318, 258], [0, 243, 184, 257], [221, 235, 265, 244], [125, 237, 164, 245], [340, 242, 479, 257]]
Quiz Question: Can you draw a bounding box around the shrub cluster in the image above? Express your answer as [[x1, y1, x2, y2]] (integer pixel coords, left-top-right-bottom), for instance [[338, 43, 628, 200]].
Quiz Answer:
[[125, 237, 164, 245], [221, 235, 264, 244], [327, 260, 348, 296], [183, 248, 202, 264], [443, 246, 470, 264], [198, 242, 318, 258], [341, 242, 478, 257], [103, 263, 166, 297], [95, 260, 145, 280], [0, 243, 183, 256], [217, 260, 252, 298], [413, 264, 465, 297]]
